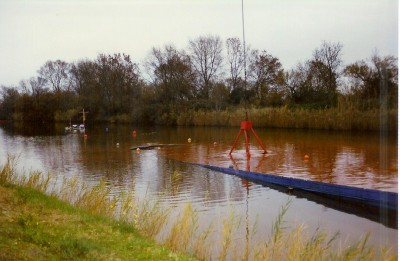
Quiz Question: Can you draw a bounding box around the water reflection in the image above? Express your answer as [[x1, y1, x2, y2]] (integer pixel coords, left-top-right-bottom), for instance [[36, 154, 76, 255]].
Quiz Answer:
[[0, 123, 397, 254], [157, 128, 397, 192]]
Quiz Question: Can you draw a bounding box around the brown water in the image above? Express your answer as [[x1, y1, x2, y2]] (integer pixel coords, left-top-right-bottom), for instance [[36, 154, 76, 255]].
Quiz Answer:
[[0, 123, 397, 256]]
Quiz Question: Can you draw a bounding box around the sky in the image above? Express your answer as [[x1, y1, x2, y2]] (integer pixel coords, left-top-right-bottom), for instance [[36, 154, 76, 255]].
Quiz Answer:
[[0, 0, 398, 86]]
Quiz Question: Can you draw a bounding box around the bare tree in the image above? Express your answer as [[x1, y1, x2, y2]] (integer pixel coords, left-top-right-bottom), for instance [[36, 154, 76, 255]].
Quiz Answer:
[[189, 35, 223, 99], [312, 41, 343, 92], [144, 47, 165, 85], [19, 77, 46, 97], [249, 49, 283, 105], [146, 45, 195, 102], [38, 60, 71, 92], [284, 66, 305, 103], [371, 52, 398, 83], [344, 52, 397, 107], [19, 80, 29, 94], [226, 37, 244, 90]]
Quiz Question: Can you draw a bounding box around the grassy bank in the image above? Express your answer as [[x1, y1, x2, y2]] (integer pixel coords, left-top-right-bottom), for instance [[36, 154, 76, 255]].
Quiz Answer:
[[0, 157, 396, 260], [176, 107, 397, 131], [0, 173, 193, 259], [0, 185, 195, 260]]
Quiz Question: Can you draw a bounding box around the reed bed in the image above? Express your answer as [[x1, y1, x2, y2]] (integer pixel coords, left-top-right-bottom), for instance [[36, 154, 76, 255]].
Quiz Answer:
[[177, 107, 397, 132], [0, 157, 396, 260]]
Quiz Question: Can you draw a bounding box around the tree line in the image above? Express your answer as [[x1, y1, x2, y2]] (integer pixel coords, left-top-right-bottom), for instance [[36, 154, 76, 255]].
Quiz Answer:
[[0, 35, 397, 125]]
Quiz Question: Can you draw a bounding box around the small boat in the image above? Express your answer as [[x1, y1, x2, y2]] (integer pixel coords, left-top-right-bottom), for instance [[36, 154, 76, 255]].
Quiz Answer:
[[65, 109, 88, 134], [65, 124, 85, 133], [77, 124, 85, 132]]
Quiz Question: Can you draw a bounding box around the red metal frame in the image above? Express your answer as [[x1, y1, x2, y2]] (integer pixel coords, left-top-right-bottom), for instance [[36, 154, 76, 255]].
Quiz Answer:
[[229, 120, 267, 157]]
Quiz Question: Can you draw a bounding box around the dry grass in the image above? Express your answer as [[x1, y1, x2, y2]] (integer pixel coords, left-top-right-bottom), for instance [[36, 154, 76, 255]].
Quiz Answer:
[[177, 107, 397, 131], [0, 156, 396, 260], [165, 203, 198, 252]]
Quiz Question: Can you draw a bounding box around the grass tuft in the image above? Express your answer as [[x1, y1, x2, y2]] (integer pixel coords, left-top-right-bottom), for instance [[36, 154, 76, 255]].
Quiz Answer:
[[0, 154, 18, 186], [165, 203, 198, 252], [58, 238, 94, 259]]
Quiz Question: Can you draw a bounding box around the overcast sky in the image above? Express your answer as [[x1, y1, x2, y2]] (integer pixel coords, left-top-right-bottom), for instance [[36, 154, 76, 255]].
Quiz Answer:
[[0, 0, 398, 86]]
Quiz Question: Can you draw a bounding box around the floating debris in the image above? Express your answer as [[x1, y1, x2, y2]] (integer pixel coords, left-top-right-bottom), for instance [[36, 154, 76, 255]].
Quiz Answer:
[[130, 144, 184, 150]]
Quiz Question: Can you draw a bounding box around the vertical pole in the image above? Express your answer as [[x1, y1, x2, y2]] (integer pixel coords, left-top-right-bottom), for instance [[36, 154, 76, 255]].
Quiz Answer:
[[242, 0, 247, 86], [82, 108, 86, 125]]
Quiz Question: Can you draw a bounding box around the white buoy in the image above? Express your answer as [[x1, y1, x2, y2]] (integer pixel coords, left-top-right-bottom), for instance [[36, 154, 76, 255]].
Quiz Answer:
[[188, 138, 192, 143]]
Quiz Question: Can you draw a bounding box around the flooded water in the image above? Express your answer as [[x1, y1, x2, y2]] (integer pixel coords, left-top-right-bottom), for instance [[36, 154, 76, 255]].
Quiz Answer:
[[0, 123, 397, 257]]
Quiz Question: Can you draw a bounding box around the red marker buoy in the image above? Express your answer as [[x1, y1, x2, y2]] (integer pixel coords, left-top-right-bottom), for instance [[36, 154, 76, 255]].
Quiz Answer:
[[132, 130, 137, 137]]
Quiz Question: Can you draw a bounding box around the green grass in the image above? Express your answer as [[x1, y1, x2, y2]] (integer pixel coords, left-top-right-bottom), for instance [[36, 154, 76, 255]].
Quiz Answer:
[[0, 185, 195, 261], [0, 156, 397, 261]]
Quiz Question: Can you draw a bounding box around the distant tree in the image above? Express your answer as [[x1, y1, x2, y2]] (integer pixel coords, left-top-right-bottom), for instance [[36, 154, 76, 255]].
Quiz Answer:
[[229, 85, 254, 105], [0, 86, 19, 120], [226, 37, 244, 91], [14, 88, 57, 123], [147, 45, 195, 102], [37, 60, 71, 92], [284, 42, 343, 108], [311, 41, 343, 106], [371, 53, 397, 108], [344, 52, 398, 109], [71, 54, 142, 120], [210, 82, 230, 111], [189, 35, 223, 100], [140, 83, 159, 124], [248, 50, 284, 106], [145, 45, 196, 123], [283, 67, 303, 104], [70, 59, 100, 117], [95, 53, 141, 118], [19, 77, 47, 97]]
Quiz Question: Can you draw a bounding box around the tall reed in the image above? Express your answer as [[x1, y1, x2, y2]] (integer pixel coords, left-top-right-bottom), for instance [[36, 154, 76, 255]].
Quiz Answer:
[[0, 154, 18, 185], [177, 107, 397, 131], [0, 157, 396, 260], [218, 207, 242, 261], [165, 203, 198, 252]]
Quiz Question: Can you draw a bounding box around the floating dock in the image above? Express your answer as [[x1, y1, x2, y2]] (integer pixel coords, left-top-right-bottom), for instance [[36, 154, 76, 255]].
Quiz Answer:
[[195, 163, 398, 212]]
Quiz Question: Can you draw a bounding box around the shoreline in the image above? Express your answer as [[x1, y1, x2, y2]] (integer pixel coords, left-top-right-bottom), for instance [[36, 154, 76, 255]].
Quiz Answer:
[[4, 107, 397, 132]]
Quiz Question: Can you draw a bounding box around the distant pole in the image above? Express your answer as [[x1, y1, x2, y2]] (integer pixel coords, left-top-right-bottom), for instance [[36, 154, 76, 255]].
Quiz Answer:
[[242, 0, 247, 87], [82, 108, 85, 125]]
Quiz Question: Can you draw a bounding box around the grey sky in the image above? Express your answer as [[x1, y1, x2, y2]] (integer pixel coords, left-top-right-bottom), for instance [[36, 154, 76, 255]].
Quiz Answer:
[[0, 0, 398, 86]]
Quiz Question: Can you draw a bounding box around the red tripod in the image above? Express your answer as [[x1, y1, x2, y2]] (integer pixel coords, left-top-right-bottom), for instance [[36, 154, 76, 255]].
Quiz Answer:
[[228, 113, 267, 157]]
